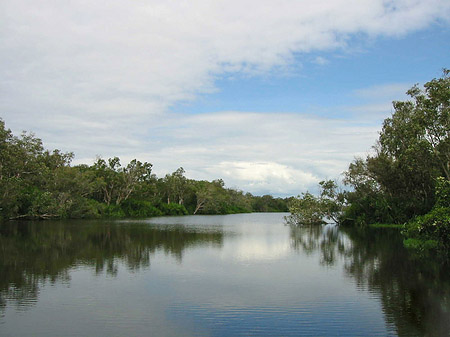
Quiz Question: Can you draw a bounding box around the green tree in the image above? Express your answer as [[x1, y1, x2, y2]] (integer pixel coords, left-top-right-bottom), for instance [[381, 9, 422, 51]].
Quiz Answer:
[[163, 167, 187, 205], [0, 120, 76, 219], [319, 180, 345, 223], [287, 179, 344, 226], [192, 180, 215, 214], [287, 192, 325, 226], [343, 69, 449, 225], [403, 177, 450, 257], [115, 159, 153, 205], [92, 157, 121, 205], [92, 157, 153, 206]]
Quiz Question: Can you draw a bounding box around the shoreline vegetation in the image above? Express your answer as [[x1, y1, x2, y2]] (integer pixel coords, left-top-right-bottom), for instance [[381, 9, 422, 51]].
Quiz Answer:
[[1, 70, 448, 259], [287, 70, 449, 259], [368, 223, 403, 229], [0, 119, 290, 222]]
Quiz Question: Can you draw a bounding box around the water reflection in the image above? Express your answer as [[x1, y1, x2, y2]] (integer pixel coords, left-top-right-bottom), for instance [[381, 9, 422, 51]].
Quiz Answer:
[[289, 224, 450, 336], [1, 216, 449, 336], [0, 220, 223, 313], [289, 224, 346, 266]]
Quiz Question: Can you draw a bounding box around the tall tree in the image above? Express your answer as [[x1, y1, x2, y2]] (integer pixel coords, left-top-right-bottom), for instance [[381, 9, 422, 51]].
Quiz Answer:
[[92, 157, 153, 206], [163, 167, 187, 205], [343, 69, 449, 224]]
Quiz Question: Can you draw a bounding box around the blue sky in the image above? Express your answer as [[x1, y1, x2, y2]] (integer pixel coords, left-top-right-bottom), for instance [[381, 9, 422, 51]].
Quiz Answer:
[[1, 1, 449, 196], [175, 26, 449, 116]]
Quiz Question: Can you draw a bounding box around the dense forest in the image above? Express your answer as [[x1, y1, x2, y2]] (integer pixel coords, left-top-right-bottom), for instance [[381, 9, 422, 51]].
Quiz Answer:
[[0, 122, 289, 220], [288, 70, 449, 256]]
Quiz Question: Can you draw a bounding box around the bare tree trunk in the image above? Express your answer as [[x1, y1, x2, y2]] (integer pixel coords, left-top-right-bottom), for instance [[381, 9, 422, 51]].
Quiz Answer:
[[193, 200, 204, 215]]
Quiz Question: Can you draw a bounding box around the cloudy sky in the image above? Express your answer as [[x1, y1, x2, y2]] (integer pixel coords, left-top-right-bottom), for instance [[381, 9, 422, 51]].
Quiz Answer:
[[1, 0, 449, 196]]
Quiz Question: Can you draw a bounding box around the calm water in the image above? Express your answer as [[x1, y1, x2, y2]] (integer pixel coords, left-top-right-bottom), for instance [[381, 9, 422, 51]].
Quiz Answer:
[[0, 213, 449, 336]]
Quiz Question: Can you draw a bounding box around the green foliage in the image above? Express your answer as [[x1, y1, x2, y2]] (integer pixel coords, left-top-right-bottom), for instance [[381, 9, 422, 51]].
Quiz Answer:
[[1, 118, 277, 220], [102, 204, 126, 218], [218, 202, 251, 215], [67, 198, 104, 219], [403, 177, 450, 257], [287, 180, 344, 226], [0, 120, 78, 220], [188, 179, 258, 215], [92, 156, 153, 206], [403, 207, 449, 252], [434, 176, 450, 208], [287, 192, 326, 226], [158, 202, 188, 216], [285, 70, 450, 257], [369, 223, 403, 229], [342, 70, 449, 227], [121, 199, 162, 217], [163, 167, 187, 205], [251, 195, 289, 212], [342, 187, 397, 226]]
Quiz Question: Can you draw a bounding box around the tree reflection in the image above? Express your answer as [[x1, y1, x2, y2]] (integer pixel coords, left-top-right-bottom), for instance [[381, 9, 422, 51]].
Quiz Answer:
[[0, 220, 223, 312], [289, 224, 345, 266], [289, 224, 450, 336]]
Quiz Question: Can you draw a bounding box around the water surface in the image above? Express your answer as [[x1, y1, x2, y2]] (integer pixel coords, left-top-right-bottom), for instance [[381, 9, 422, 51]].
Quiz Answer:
[[0, 213, 449, 336]]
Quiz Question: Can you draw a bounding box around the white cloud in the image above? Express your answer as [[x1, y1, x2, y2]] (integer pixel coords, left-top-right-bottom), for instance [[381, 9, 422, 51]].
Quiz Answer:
[[348, 83, 413, 122], [85, 110, 379, 196], [313, 56, 329, 65], [1, 0, 448, 195], [354, 83, 412, 101], [207, 161, 319, 194]]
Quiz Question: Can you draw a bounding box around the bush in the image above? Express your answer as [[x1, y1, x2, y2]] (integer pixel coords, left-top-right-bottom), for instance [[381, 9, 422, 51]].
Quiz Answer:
[[158, 203, 188, 216], [219, 203, 251, 214], [102, 204, 126, 218], [402, 178, 450, 259], [121, 199, 162, 217], [341, 191, 406, 226], [287, 192, 325, 226], [403, 206, 450, 253], [66, 198, 104, 218], [435, 177, 450, 208]]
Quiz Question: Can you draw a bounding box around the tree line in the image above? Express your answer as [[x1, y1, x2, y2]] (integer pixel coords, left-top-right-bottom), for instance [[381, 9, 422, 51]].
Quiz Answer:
[[0, 121, 289, 220], [288, 69, 449, 257]]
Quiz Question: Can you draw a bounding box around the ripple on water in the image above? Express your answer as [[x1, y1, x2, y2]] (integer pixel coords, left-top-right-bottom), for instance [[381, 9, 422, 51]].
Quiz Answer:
[[168, 300, 395, 336]]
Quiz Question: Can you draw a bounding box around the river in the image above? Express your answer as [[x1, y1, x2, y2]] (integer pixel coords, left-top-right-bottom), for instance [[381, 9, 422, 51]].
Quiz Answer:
[[0, 213, 449, 336]]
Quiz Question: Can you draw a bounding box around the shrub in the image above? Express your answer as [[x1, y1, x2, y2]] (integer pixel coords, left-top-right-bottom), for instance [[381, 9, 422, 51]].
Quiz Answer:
[[158, 203, 188, 216], [121, 199, 162, 217], [286, 192, 325, 226], [403, 206, 450, 253], [66, 198, 104, 218], [102, 204, 126, 218]]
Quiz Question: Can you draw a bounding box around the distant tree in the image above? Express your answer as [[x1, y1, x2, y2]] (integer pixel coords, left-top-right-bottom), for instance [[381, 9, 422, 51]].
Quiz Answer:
[[192, 180, 214, 214], [92, 157, 121, 205], [163, 167, 187, 205], [115, 159, 153, 205], [0, 118, 296, 220], [92, 157, 152, 206]]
